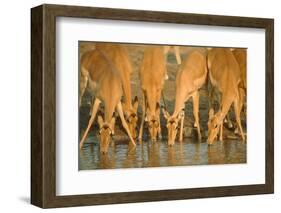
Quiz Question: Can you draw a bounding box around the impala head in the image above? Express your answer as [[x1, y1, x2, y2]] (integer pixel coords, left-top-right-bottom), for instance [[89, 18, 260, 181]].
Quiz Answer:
[[163, 108, 180, 146], [146, 103, 161, 142], [124, 96, 139, 139], [97, 116, 115, 154], [207, 109, 221, 144]]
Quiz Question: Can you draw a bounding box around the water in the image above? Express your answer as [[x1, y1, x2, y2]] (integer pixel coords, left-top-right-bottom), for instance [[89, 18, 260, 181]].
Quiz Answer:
[[79, 136, 246, 170]]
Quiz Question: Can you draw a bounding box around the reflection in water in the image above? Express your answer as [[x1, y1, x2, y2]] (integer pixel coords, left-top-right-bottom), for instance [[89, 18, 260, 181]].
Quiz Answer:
[[79, 136, 246, 170]]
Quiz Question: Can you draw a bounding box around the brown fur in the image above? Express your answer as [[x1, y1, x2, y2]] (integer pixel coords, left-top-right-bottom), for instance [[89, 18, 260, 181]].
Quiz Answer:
[[80, 43, 139, 138], [233, 49, 247, 90], [163, 51, 207, 146], [95, 44, 133, 109], [139, 46, 167, 141], [207, 48, 245, 144], [79, 48, 135, 153]]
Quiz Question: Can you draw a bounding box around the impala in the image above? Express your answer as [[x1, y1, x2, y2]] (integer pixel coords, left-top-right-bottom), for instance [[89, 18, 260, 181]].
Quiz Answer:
[[138, 46, 167, 141], [221, 48, 247, 133], [233, 48, 247, 120], [80, 43, 139, 139], [79, 48, 135, 153], [207, 48, 245, 144], [162, 51, 207, 146]]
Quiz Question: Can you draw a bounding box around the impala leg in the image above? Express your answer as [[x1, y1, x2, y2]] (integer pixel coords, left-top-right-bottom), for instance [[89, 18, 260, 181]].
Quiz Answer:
[[174, 46, 181, 65], [117, 102, 136, 146], [79, 98, 101, 149], [79, 68, 88, 107], [89, 96, 94, 116], [157, 106, 162, 139], [238, 88, 245, 122], [179, 109, 185, 142], [138, 92, 146, 141], [234, 88, 245, 134], [193, 91, 201, 141], [158, 119, 162, 140], [219, 101, 224, 142], [239, 88, 245, 113], [234, 97, 245, 141], [219, 123, 223, 141]]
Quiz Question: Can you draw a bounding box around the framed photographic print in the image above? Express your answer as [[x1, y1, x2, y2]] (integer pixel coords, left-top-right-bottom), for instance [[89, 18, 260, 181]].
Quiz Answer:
[[31, 4, 274, 208]]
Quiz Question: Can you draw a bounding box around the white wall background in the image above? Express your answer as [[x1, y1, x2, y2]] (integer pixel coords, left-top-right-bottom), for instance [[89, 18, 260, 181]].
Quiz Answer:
[[0, 0, 279, 212]]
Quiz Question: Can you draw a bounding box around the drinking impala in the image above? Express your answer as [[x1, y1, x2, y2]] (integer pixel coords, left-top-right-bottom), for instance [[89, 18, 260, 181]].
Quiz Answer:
[[163, 51, 207, 146], [79, 47, 135, 153]]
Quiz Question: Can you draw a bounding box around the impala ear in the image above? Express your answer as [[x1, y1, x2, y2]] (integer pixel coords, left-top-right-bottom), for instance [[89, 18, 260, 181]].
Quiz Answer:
[[97, 116, 104, 128], [121, 102, 129, 118], [145, 111, 150, 121], [165, 73, 169, 80], [162, 107, 170, 119], [145, 116, 148, 122], [177, 109, 184, 120], [133, 96, 138, 112], [156, 103, 160, 115], [110, 116, 116, 126], [121, 101, 126, 110], [208, 108, 215, 120]]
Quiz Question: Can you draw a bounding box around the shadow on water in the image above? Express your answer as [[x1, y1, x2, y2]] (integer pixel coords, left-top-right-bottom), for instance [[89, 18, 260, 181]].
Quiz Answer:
[[79, 136, 246, 170]]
